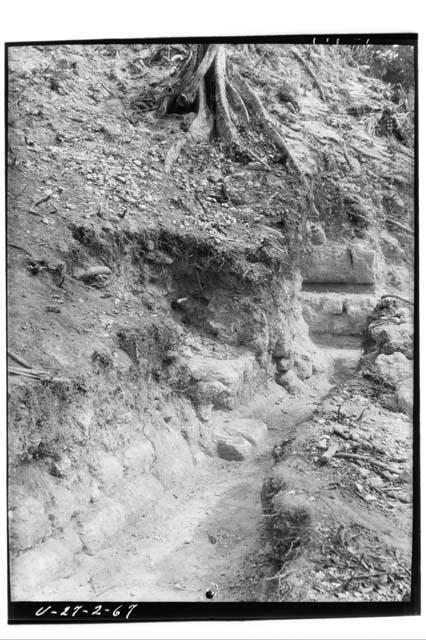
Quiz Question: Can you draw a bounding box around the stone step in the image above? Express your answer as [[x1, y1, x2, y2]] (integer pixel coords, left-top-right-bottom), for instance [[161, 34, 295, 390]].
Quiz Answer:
[[301, 242, 376, 285], [302, 282, 375, 294], [301, 290, 376, 336]]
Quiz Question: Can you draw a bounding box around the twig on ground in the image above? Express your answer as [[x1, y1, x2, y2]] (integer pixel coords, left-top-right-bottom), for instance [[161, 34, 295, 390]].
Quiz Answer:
[[381, 293, 414, 306], [334, 452, 400, 474], [385, 218, 414, 235], [8, 350, 32, 368], [342, 552, 365, 590], [290, 48, 326, 101], [33, 193, 52, 207]]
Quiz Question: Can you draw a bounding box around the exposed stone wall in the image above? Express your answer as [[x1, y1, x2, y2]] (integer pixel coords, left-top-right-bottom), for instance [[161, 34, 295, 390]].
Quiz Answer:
[[360, 297, 414, 416], [301, 243, 377, 285], [301, 292, 376, 336]]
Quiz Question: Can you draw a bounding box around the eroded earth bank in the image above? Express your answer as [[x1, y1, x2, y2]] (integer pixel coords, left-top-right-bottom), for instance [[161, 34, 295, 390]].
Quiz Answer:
[[7, 43, 414, 602]]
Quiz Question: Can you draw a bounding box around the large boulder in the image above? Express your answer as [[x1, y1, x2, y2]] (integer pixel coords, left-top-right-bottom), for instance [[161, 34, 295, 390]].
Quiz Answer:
[[373, 352, 413, 388], [276, 370, 305, 395], [211, 416, 268, 461], [186, 352, 258, 410], [369, 321, 413, 359], [293, 354, 313, 380], [302, 243, 376, 284]]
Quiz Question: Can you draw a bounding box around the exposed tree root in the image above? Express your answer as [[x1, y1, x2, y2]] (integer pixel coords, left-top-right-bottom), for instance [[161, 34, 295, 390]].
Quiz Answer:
[[385, 217, 414, 235], [291, 47, 326, 102], [160, 44, 319, 217], [164, 79, 213, 173], [381, 293, 413, 305]]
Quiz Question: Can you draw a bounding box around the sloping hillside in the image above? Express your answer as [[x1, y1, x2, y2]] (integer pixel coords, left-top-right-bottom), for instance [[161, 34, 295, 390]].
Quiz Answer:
[[7, 43, 414, 602]]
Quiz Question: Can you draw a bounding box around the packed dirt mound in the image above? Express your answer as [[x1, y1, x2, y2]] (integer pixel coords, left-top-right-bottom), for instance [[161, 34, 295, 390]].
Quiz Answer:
[[261, 377, 412, 602]]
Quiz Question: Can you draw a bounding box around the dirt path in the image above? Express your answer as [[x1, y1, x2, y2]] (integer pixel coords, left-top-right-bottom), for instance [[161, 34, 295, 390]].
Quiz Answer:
[[39, 377, 331, 602]]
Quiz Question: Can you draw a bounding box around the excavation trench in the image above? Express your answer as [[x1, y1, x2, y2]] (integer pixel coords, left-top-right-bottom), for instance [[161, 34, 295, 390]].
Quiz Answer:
[[35, 348, 365, 602], [9, 219, 371, 601]]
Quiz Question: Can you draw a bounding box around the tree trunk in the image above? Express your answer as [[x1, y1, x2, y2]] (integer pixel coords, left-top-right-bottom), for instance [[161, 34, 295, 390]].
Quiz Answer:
[[159, 44, 319, 217]]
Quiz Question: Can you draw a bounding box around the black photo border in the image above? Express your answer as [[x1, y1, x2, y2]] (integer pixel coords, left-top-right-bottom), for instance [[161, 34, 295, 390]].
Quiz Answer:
[[5, 32, 420, 624]]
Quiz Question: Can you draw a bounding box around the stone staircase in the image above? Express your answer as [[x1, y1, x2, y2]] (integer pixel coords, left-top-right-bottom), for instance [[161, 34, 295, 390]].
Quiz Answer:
[[300, 240, 380, 378]]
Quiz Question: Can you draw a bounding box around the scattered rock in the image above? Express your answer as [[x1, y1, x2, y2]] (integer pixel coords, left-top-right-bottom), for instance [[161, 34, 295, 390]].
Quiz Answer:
[[49, 454, 72, 479], [369, 476, 384, 490], [216, 436, 254, 461], [277, 369, 305, 394], [320, 443, 339, 463]]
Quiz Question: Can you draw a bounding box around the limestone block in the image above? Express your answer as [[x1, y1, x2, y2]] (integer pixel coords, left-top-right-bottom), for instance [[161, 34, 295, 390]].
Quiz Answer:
[[302, 243, 376, 284], [272, 339, 292, 359], [11, 537, 75, 597], [121, 439, 155, 474], [369, 322, 413, 359], [91, 453, 123, 488], [187, 352, 258, 409], [76, 497, 126, 555], [396, 379, 414, 416], [119, 474, 164, 522], [302, 292, 375, 336], [234, 418, 268, 447], [47, 484, 77, 530], [148, 427, 194, 488], [294, 354, 313, 380], [322, 298, 344, 315], [276, 370, 305, 395], [216, 436, 254, 461], [374, 352, 413, 388], [276, 356, 293, 372], [9, 496, 51, 552]]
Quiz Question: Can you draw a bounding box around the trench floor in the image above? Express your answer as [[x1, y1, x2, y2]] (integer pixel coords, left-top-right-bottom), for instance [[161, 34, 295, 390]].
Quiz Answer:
[[37, 376, 333, 602]]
